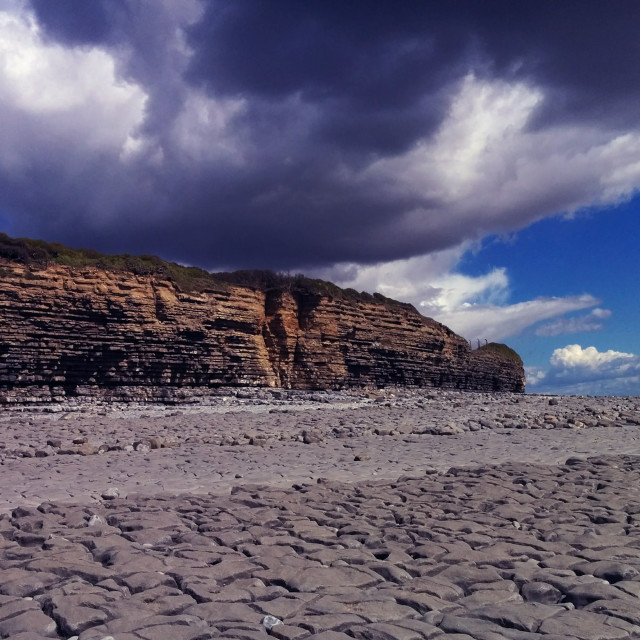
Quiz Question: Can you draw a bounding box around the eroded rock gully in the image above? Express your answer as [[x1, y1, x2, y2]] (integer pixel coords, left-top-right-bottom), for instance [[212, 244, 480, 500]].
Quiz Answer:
[[0, 261, 525, 403]]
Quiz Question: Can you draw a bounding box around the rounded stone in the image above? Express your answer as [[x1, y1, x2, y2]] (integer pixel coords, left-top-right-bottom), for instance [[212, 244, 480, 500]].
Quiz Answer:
[[522, 581, 562, 604], [101, 487, 120, 500]]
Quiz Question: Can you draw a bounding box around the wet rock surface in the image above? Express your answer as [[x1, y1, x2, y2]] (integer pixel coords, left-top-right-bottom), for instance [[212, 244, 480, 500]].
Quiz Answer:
[[0, 390, 639, 638]]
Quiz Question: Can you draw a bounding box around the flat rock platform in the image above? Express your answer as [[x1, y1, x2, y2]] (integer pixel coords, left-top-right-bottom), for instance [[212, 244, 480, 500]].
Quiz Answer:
[[1, 390, 640, 639]]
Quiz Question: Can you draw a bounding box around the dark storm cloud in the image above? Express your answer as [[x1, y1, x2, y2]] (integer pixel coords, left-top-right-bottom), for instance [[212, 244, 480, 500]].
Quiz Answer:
[[187, 0, 640, 132], [29, 0, 118, 45], [186, 1, 462, 154], [4, 0, 640, 270]]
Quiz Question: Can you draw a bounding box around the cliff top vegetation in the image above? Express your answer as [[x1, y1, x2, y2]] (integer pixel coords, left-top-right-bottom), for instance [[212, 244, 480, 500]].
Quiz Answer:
[[0, 233, 408, 308], [477, 342, 524, 364]]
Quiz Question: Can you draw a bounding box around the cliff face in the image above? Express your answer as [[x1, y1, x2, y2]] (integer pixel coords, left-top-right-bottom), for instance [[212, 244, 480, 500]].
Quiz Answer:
[[0, 260, 525, 403]]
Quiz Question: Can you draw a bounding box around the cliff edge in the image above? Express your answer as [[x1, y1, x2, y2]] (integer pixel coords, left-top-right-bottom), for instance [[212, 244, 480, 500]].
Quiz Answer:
[[0, 235, 525, 403]]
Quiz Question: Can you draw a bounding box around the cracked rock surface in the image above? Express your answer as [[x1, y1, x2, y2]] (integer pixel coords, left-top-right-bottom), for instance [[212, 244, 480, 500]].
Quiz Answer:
[[0, 391, 640, 638]]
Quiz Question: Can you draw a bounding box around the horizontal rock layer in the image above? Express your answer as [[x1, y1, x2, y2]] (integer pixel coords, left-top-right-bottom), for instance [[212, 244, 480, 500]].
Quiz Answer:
[[0, 260, 525, 402]]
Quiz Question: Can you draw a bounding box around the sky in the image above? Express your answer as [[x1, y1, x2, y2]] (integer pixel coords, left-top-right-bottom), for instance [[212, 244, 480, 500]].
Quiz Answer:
[[0, 0, 639, 395]]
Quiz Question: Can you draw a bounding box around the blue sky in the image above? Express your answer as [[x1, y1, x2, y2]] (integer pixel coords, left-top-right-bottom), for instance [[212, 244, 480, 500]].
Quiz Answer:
[[462, 197, 640, 362], [458, 197, 640, 394], [0, 0, 639, 395]]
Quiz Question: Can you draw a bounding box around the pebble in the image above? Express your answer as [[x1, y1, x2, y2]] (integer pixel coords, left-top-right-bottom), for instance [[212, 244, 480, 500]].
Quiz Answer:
[[263, 615, 285, 630], [100, 488, 119, 501]]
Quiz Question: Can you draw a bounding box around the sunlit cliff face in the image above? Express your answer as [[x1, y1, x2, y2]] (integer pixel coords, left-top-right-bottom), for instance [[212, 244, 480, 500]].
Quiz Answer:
[[0, 259, 525, 402]]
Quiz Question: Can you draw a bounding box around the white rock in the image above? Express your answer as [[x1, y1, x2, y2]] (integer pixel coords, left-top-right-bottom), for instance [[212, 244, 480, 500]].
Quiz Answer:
[[262, 615, 283, 630], [88, 514, 105, 526]]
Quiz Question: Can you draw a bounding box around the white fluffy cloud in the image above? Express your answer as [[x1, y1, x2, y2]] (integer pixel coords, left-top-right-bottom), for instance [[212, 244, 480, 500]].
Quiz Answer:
[[0, 9, 147, 156], [0, 5, 153, 227], [550, 344, 634, 369], [529, 344, 640, 395], [0, 3, 245, 169], [313, 245, 498, 309], [0, 2, 249, 229]]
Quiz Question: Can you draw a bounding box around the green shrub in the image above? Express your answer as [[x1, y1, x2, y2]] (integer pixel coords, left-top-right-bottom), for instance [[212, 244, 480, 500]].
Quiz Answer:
[[477, 342, 523, 364]]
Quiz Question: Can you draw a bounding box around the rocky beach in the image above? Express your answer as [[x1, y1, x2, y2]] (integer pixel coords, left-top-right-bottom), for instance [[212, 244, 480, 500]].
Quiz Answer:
[[1, 389, 640, 639], [2, 1, 640, 637]]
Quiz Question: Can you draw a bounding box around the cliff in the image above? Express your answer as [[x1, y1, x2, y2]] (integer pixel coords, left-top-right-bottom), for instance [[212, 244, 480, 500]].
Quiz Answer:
[[0, 245, 525, 404]]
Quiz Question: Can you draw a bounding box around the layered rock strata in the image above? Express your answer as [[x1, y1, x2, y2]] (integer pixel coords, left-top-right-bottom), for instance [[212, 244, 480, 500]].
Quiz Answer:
[[0, 260, 525, 403]]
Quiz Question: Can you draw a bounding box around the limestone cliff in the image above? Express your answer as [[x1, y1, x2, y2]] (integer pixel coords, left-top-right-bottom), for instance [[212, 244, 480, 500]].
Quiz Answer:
[[0, 258, 525, 403]]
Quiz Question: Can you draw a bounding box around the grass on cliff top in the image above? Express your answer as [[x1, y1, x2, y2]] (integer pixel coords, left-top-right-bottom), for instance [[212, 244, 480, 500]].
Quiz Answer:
[[214, 269, 406, 306], [0, 233, 406, 307], [477, 342, 523, 364], [0, 233, 222, 293]]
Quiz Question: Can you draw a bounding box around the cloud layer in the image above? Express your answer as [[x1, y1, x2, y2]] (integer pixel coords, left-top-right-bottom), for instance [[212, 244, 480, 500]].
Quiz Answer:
[[535, 308, 612, 337], [0, 0, 637, 271]]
